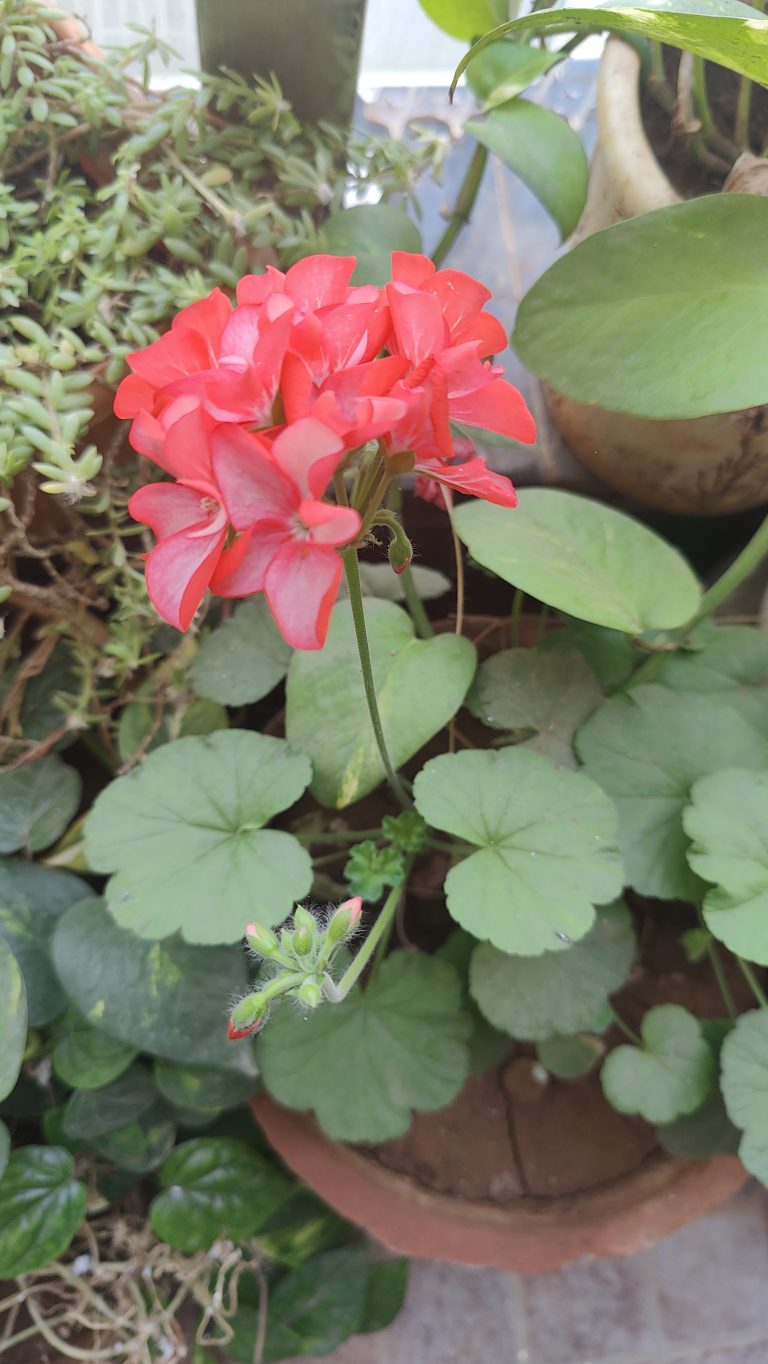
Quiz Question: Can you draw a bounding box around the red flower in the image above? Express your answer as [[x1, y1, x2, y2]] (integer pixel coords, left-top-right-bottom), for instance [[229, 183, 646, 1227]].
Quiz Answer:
[[114, 289, 233, 420], [212, 417, 361, 650]]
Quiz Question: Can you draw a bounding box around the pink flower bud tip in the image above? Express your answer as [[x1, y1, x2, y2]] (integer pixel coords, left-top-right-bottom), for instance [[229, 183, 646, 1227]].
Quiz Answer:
[[227, 1018, 262, 1040], [338, 896, 363, 926], [245, 922, 257, 936]]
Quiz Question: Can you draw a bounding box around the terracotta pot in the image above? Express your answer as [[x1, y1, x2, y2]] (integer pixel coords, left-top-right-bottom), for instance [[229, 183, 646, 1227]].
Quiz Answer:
[[544, 39, 768, 517], [252, 1095, 746, 1272]]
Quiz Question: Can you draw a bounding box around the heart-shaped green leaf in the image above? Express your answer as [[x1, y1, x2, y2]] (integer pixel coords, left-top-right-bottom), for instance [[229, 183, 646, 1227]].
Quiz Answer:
[[467, 97, 588, 239], [53, 1011, 137, 1090], [317, 205, 422, 287], [0, 755, 81, 854], [93, 1108, 176, 1174], [466, 39, 561, 106], [286, 600, 476, 809], [513, 195, 768, 419], [420, 0, 506, 40], [190, 600, 292, 706], [413, 748, 623, 955], [229, 1247, 371, 1364], [577, 686, 768, 900], [601, 1004, 714, 1124], [468, 645, 602, 769], [657, 1020, 740, 1160], [658, 625, 768, 728], [85, 731, 312, 942], [455, 1, 768, 90], [0, 937, 26, 1103], [150, 1137, 294, 1251], [0, 860, 90, 1027], [470, 900, 635, 1040], [685, 769, 768, 964], [0, 1146, 86, 1275], [52, 898, 257, 1070], [454, 491, 701, 635], [153, 1060, 258, 1114], [537, 1034, 604, 1079], [721, 1009, 768, 1184], [63, 1064, 157, 1140], [257, 951, 471, 1141]]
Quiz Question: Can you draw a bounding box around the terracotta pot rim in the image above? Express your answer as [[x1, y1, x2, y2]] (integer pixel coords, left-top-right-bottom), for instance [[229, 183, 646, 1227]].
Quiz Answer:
[[252, 1094, 746, 1271]]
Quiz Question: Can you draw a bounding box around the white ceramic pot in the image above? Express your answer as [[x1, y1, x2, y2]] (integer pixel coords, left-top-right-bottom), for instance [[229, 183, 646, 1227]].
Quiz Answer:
[[544, 39, 768, 516]]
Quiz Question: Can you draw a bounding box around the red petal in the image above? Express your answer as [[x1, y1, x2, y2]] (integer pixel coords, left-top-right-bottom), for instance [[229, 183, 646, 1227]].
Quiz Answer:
[[210, 526, 286, 596], [449, 375, 536, 446], [391, 251, 434, 288], [299, 499, 361, 546], [387, 284, 447, 366], [264, 541, 343, 650], [236, 266, 287, 306], [451, 310, 507, 356], [285, 255, 356, 311], [271, 418, 345, 500], [212, 427, 295, 530], [415, 455, 518, 508], [144, 523, 226, 631], [114, 373, 154, 418], [129, 483, 212, 538]]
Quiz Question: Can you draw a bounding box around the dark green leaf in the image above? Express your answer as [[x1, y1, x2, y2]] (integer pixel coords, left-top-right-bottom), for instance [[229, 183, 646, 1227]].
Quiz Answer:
[[657, 1019, 739, 1158], [150, 1137, 294, 1251], [0, 937, 26, 1102], [601, 1004, 714, 1123], [178, 698, 229, 737], [263, 1248, 369, 1362], [413, 748, 623, 955], [190, 600, 292, 706], [84, 731, 312, 942], [721, 1009, 768, 1184], [52, 898, 257, 1070], [454, 491, 701, 634], [0, 1120, 9, 1179], [317, 205, 421, 287], [577, 686, 768, 899], [467, 645, 602, 768], [0, 1147, 86, 1275], [0, 859, 90, 1027], [360, 1258, 409, 1334], [92, 1107, 176, 1173], [153, 1059, 258, 1113], [0, 755, 81, 854], [537, 1034, 604, 1079], [63, 1063, 157, 1139], [467, 97, 588, 239], [258, 952, 471, 1141], [286, 600, 476, 808], [540, 620, 636, 691], [513, 196, 768, 418], [435, 929, 510, 1072], [53, 1011, 137, 1089]]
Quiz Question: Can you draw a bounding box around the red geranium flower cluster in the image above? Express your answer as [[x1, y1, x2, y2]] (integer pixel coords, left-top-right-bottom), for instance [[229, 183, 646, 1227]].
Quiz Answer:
[[117, 252, 535, 649]]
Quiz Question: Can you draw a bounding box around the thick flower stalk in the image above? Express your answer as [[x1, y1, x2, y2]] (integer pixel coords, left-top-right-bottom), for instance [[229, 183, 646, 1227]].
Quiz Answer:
[[117, 252, 535, 650]]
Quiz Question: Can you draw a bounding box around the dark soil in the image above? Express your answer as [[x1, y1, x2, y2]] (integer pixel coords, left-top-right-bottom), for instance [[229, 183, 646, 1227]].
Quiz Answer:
[[640, 47, 768, 198]]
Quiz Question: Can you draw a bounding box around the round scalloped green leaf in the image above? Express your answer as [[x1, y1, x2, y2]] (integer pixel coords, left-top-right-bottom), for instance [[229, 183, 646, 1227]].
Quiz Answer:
[[190, 600, 292, 706], [257, 952, 471, 1142], [0, 937, 26, 1103], [51, 898, 256, 1071], [541, 621, 635, 691], [0, 755, 81, 854], [454, 491, 701, 634], [513, 194, 768, 418], [467, 645, 602, 769], [413, 748, 622, 955], [657, 625, 768, 728], [577, 686, 768, 901], [53, 1012, 137, 1090], [0, 1147, 86, 1275], [286, 600, 476, 809], [470, 901, 635, 1040], [0, 860, 92, 1027], [685, 769, 768, 964], [721, 1010, 768, 1186], [84, 731, 312, 942], [601, 1005, 714, 1124], [150, 1137, 294, 1252]]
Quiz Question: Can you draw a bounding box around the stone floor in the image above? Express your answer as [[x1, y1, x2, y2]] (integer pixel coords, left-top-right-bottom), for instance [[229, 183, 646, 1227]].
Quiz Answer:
[[285, 1184, 768, 1364]]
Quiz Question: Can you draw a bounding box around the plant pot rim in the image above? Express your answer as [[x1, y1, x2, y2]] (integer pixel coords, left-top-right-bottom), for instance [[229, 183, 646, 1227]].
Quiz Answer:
[[252, 1094, 746, 1272]]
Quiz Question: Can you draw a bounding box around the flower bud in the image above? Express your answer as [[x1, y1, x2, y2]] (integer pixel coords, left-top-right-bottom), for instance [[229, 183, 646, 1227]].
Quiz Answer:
[[245, 921, 280, 958], [297, 978, 323, 1009], [327, 896, 363, 943], [227, 991, 268, 1039], [293, 906, 316, 955]]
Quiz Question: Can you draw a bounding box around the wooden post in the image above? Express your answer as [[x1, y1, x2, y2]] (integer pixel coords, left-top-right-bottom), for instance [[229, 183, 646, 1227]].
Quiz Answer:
[[195, 0, 368, 127]]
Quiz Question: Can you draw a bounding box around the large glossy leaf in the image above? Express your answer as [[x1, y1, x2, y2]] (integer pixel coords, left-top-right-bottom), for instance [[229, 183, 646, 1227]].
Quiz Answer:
[[85, 731, 312, 942], [190, 600, 292, 706], [153, 1059, 258, 1114], [51, 898, 257, 1071], [602, 1005, 714, 1123], [685, 768, 768, 965], [721, 1009, 768, 1184], [317, 205, 421, 287], [229, 1247, 370, 1364], [53, 1011, 137, 1090], [467, 645, 602, 768], [454, 491, 701, 634], [63, 1064, 157, 1140], [514, 196, 768, 419], [466, 97, 588, 239], [466, 39, 562, 106], [286, 600, 476, 808], [453, 0, 768, 90], [577, 686, 768, 899], [470, 900, 635, 1040], [413, 748, 623, 955], [0, 937, 26, 1102], [0, 755, 81, 854], [150, 1137, 294, 1251], [0, 1147, 86, 1275], [657, 625, 768, 728], [0, 860, 90, 1027], [92, 1108, 176, 1174], [419, 0, 506, 40], [257, 952, 471, 1142]]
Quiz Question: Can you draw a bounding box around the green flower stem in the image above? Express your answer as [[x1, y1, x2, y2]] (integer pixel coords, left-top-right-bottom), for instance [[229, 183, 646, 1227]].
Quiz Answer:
[[401, 564, 434, 639], [333, 878, 406, 999], [610, 1005, 642, 1046], [738, 958, 768, 1010], [692, 57, 740, 160], [686, 507, 768, 630], [511, 587, 524, 647], [734, 75, 753, 149], [432, 142, 488, 269], [341, 543, 412, 811]]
